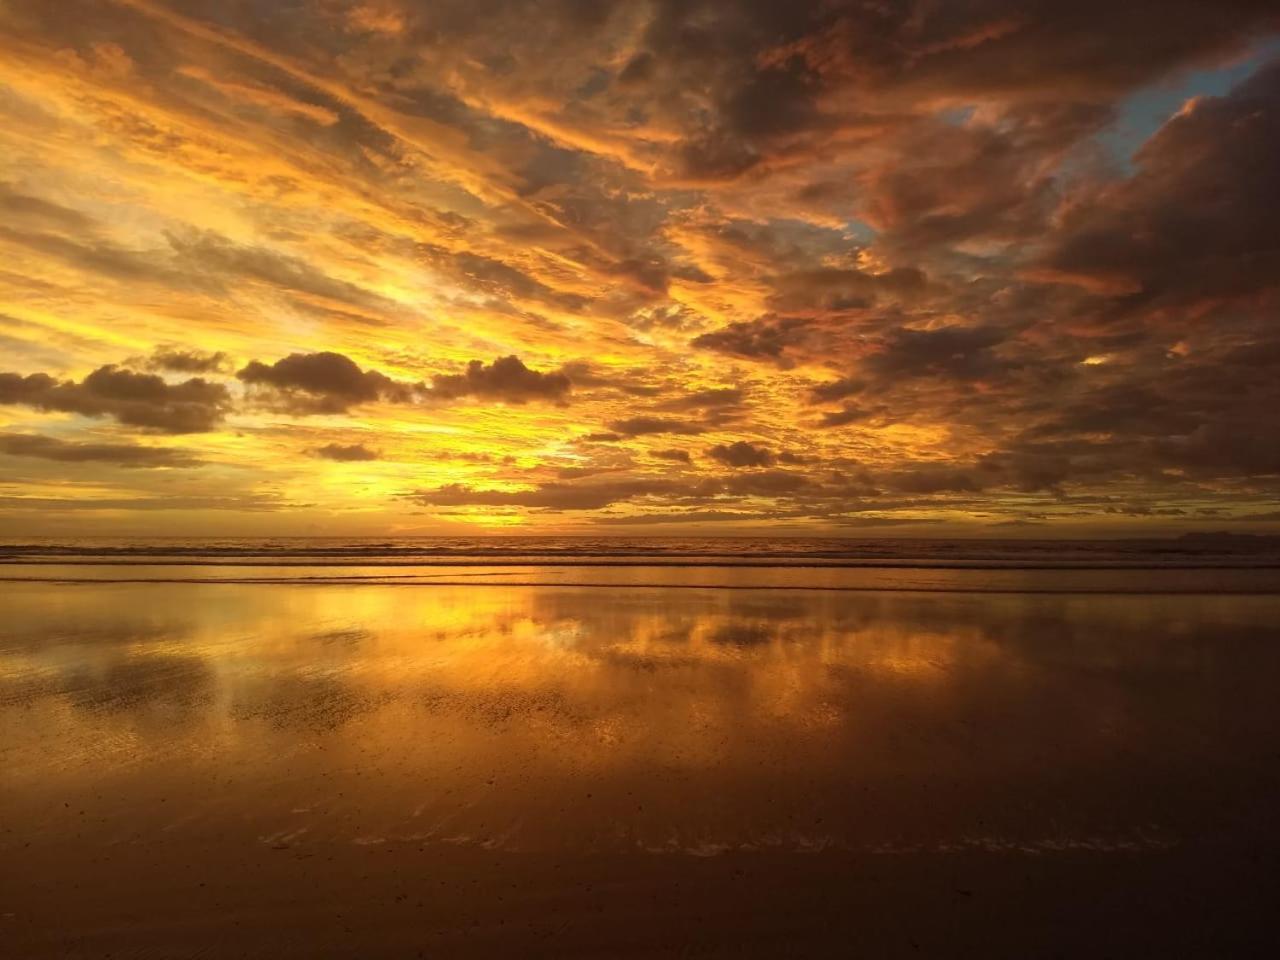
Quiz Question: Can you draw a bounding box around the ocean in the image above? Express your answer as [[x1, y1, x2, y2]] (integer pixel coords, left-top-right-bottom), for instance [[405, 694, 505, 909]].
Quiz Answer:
[[4, 536, 1280, 955], [4, 533, 1280, 591]]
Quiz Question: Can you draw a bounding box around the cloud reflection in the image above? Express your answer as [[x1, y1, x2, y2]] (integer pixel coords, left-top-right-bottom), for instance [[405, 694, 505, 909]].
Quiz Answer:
[[5, 581, 1279, 854]]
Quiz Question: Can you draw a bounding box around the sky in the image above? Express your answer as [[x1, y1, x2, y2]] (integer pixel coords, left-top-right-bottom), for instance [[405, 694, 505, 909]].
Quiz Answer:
[[1, 0, 1278, 538]]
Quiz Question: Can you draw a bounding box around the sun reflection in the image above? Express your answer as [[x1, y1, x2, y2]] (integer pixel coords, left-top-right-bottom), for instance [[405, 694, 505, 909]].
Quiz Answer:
[[7, 579, 1268, 858]]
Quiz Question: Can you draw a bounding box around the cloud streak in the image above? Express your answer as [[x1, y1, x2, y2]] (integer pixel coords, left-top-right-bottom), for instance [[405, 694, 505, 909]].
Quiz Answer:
[[0, 0, 1276, 533], [0, 431, 201, 467]]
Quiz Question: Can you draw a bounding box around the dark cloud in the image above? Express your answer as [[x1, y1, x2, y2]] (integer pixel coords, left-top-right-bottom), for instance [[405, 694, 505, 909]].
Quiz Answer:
[[606, 416, 705, 437], [655, 387, 744, 411], [975, 445, 1075, 494], [430, 355, 571, 404], [1158, 421, 1280, 478], [558, 361, 661, 397], [894, 2, 1278, 102], [1006, 332, 1280, 486], [407, 479, 688, 511], [631, 0, 1278, 193], [672, 131, 762, 182], [0, 366, 231, 433], [167, 230, 396, 313], [708, 440, 774, 468], [146, 347, 231, 374], [0, 432, 201, 467], [0, 182, 95, 232], [237, 352, 419, 414], [885, 465, 986, 495], [691, 316, 808, 363], [0, 206, 405, 317], [593, 509, 765, 526], [1035, 59, 1280, 312], [617, 51, 656, 87], [0, 494, 286, 512], [853, 105, 1105, 253], [652, 448, 692, 463], [4, 0, 1280, 530], [723, 470, 810, 495], [1102, 503, 1189, 517], [313, 442, 380, 462], [608, 256, 675, 295], [556, 464, 626, 480], [0, 224, 182, 287], [1, 372, 59, 404], [811, 377, 864, 403], [864, 325, 1015, 382], [424, 249, 589, 312], [767, 266, 928, 314]]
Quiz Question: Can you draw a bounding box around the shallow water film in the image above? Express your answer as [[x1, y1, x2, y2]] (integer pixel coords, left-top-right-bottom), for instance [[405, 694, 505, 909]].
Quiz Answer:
[[4, 579, 1280, 956]]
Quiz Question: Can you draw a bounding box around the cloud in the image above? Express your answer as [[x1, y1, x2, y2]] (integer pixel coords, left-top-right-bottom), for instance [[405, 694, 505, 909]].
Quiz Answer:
[[652, 448, 691, 463], [885, 465, 986, 495], [0, 366, 231, 433], [864, 325, 1015, 382], [691, 316, 808, 364], [723, 470, 810, 495], [167, 230, 396, 314], [655, 387, 744, 411], [429, 355, 571, 403], [406, 479, 689, 511], [0, 432, 202, 467], [766, 266, 928, 314], [811, 377, 864, 403], [237, 352, 419, 414], [1158, 421, 1280, 478], [3, 1, 1279, 532], [176, 64, 341, 126], [146, 347, 231, 374], [817, 405, 874, 428], [557, 361, 662, 398], [606, 416, 705, 437], [0, 182, 95, 232], [636, 1, 1276, 166], [1034, 59, 1280, 313], [313, 442, 380, 462], [708, 440, 774, 468], [0, 223, 184, 288], [0, 494, 286, 512]]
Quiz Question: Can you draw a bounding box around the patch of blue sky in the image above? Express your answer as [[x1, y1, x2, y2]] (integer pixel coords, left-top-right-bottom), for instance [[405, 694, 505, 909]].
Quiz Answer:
[[843, 218, 878, 243], [1099, 37, 1280, 171]]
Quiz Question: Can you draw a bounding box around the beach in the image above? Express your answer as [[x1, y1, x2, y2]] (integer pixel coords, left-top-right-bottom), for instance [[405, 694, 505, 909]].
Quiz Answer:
[[5, 2, 1277, 951], [3, 543, 1280, 955]]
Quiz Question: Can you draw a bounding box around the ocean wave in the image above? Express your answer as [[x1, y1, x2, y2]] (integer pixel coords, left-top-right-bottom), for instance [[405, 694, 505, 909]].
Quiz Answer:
[[2, 533, 1279, 569]]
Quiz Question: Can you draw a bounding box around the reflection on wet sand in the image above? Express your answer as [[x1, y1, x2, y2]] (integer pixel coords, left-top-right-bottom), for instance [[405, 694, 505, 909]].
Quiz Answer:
[[3, 580, 1280, 955]]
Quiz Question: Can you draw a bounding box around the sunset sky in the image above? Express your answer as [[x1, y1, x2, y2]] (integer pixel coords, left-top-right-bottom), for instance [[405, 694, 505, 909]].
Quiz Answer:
[[1, 0, 1278, 536]]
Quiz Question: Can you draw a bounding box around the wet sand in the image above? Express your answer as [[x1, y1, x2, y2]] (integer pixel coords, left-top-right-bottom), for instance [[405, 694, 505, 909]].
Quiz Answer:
[[3, 578, 1280, 956]]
